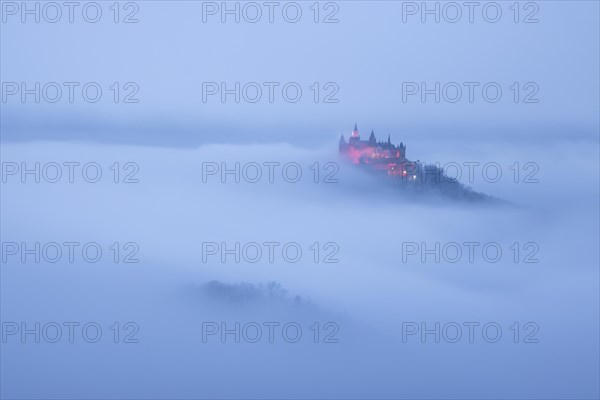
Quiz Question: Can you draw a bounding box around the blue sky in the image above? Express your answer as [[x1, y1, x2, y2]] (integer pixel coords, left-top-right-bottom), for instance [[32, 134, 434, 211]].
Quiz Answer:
[[1, 1, 599, 146]]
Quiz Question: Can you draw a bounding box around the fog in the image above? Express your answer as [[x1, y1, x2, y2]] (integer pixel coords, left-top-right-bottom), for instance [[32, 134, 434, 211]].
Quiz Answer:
[[1, 134, 598, 398]]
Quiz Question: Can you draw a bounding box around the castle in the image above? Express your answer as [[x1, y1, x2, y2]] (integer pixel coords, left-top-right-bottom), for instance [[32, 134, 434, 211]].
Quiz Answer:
[[339, 123, 412, 177]]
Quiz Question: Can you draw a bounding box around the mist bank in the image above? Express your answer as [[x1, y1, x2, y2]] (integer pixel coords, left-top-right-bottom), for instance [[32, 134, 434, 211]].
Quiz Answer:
[[1, 139, 598, 398], [2, 113, 598, 149]]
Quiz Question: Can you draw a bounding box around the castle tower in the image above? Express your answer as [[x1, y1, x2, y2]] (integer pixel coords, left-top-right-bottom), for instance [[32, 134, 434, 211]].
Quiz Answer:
[[352, 123, 359, 138], [369, 130, 376, 144], [339, 134, 348, 152]]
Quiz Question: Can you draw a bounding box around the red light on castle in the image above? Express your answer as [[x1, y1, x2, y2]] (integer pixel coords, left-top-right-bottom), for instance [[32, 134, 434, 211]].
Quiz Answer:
[[339, 123, 408, 176]]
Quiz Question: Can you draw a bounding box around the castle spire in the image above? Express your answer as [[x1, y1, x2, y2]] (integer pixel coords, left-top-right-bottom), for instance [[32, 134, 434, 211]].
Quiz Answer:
[[339, 133, 348, 152], [369, 130, 376, 144], [387, 134, 391, 144], [352, 123, 359, 138]]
